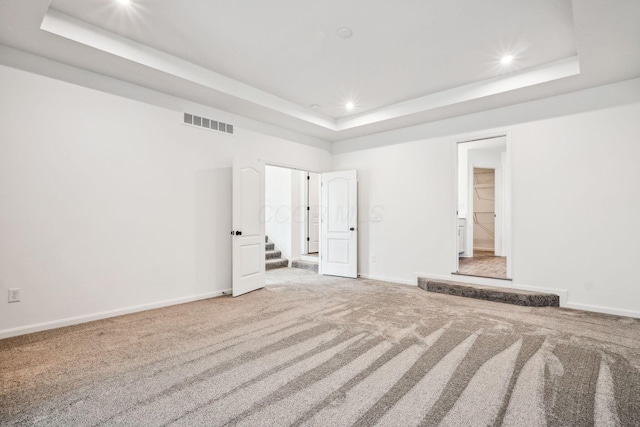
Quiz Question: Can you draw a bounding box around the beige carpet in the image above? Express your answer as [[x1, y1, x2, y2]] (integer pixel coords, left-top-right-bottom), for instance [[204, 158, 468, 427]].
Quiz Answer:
[[1, 268, 639, 426]]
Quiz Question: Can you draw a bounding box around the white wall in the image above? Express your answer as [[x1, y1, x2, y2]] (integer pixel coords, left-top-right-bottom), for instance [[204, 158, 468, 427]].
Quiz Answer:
[[511, 105, 640, 316], [264, 166, 310, 262], [0, 65, 331, 337], [334, 100, 640, 318], [3, 63, 640, 339], [334, 138, 455, 285], [291, 170, 307, 260], [457, 145, 469, 218], [265, 166, 292, 259]]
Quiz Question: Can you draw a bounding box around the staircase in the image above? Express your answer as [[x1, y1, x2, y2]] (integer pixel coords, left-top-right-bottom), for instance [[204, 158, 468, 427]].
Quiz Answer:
[[265, 236, 288, 270]]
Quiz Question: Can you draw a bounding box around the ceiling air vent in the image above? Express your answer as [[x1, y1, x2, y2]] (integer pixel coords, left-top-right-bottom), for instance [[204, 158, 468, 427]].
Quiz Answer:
[[183, 113, 234, 135]]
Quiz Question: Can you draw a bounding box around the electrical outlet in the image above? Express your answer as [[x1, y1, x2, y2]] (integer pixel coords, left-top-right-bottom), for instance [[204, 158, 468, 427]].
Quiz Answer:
[[8, 288, 20, 303]]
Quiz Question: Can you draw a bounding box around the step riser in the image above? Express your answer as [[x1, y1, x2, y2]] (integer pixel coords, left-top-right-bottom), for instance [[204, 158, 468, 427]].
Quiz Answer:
[[265, 250, 281, 260], [418, 278, 559, 307], [265, 243, 275, 251], [266, 259, 288, 270], [291, 260, 318, 272]]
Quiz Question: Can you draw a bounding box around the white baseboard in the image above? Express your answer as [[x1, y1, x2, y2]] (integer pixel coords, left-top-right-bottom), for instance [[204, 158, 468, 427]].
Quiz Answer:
[[358, 273, 415, 286], [413, 272, 452, 282], [0, 289, 231, 340], [414, 272, 640, 319], [564, 302, 640, 319]]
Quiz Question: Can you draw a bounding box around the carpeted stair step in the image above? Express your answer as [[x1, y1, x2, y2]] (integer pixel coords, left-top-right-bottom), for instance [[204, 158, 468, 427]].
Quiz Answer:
[[291, 260, 318, 272], [264, 236, 287, 270], [266, 258, 288, 270], [417, 277, 559, 307], [265, 250, 282, 260]]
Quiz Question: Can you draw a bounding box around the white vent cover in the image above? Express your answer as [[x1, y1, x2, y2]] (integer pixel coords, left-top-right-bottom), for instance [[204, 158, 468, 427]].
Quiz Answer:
[[183, 113, 234, 135]]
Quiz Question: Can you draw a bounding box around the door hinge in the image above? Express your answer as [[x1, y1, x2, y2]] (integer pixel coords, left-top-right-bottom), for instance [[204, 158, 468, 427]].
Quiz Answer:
[[307, 206, 310, 211], [307, 175, 310, 180], [307, 237, 310, 241]]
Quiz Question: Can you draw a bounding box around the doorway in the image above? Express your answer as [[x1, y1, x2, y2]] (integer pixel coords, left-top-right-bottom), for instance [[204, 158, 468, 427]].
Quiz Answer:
[[455, 136, 510, 280], [262, 165, 358, 278], [305, 172, 320, 256], [473, 167, 496, 253], [233, 162, 358, 296]]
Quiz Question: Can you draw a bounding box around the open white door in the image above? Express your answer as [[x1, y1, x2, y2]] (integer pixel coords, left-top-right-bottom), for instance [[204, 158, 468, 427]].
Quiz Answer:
[[321, 170, 357, 278], [494, 166, 503, 256], [232, 158, 265, 297]]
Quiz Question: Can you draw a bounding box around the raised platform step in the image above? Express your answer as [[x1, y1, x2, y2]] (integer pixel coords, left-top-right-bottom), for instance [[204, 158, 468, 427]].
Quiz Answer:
[[417, 278, 559, 307], [291, 260, 318, 272], [266, 258, 288, 270], [265, 242, 275, 251], [265, 249, 281, 260]]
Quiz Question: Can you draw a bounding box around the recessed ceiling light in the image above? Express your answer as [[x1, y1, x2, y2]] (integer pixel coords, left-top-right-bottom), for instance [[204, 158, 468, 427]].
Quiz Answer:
[[345, 101, 355, 111], [337, 28, 353, 39], [500, 55, 514, 65]]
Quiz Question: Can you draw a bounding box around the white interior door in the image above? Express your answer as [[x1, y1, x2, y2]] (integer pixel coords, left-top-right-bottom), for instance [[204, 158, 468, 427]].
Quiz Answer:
[[494, 167, 503, 256], [232, 158, 265, 297], [308, 172, 320, 253], [321, 170, 357, 278]]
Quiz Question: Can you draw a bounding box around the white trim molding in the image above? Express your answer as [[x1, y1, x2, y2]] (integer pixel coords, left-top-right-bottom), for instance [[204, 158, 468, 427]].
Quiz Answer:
[[0, 289, 231, 340], [564, 302, 640, 320], [40, 8, 580, 133], [416, 272, 514, 289], [358, 274, 415, 286]]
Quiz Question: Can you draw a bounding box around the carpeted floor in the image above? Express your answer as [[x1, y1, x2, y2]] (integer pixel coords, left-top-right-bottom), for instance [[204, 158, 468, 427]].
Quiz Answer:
[[1, 268, 639, 426]]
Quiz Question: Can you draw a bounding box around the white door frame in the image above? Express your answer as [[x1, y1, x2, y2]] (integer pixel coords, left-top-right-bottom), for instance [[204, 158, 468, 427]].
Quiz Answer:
[[306, 172, 320, 254], [261, 162, 357, 278], [494, 166, 503, 256], [453, 132, 512, 280], [264, 162, 323, 263], [467, 164, 499, 254]]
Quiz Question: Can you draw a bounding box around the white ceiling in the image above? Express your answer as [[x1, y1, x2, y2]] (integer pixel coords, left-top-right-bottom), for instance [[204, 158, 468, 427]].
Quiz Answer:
[[0, 0, 639, 143]]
